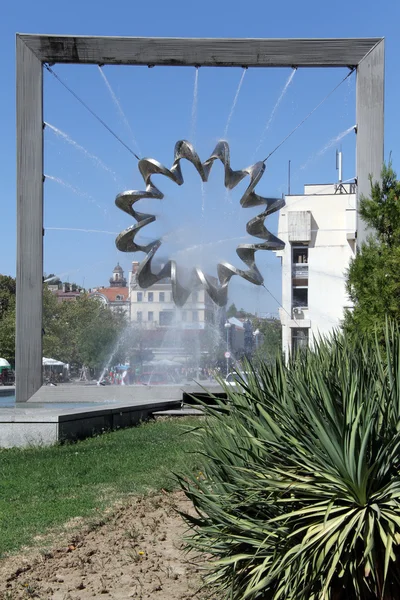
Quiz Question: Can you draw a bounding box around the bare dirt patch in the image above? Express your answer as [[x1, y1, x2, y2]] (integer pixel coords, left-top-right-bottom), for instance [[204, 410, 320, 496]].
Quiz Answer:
[[0, 491, 216, 600]]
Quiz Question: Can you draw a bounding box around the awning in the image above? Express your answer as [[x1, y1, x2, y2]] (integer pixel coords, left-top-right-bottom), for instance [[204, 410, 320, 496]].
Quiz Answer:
[[42, 357, 66, 366]]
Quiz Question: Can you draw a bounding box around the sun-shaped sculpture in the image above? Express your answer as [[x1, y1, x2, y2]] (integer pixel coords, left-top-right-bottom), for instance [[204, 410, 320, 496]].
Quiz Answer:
[[115, 140, 285, 307]]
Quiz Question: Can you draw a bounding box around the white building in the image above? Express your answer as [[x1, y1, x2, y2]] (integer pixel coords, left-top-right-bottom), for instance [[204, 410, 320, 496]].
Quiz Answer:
[[129, 261, 217, 329], [275, 181, 356, 357], [89, 264, 130, 316]]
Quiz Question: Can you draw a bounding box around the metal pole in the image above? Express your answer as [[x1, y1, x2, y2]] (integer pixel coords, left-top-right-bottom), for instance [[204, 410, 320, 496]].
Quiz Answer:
[[226, 327, 229, 378], [288, 159, 291, 195]]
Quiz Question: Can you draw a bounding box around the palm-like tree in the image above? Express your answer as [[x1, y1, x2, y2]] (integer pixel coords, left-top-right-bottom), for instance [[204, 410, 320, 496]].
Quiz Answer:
[[180, 325, 400, 599]]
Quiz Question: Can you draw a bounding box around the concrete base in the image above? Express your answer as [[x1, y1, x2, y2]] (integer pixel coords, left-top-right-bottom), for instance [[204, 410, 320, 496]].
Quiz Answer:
[[0, 386, 15, 397], [26, 382, 222, 404], [0, 382, 223, 448], [153, 408, 205, 417], [0, 398, 181, 448]]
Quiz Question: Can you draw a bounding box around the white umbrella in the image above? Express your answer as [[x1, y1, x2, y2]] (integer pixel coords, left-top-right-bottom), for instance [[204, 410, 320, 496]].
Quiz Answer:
[[0, 358, 11, 367], [42, 357, 65, 366]]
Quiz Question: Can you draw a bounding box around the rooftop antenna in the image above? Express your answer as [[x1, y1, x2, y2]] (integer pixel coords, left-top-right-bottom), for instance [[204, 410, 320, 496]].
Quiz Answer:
[[336, 149, 343, 184], [335, 149, 347, 194]]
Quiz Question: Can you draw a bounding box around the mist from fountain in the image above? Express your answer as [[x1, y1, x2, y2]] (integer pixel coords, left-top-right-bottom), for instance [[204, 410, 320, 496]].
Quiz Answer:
[[223, 69, 247, 138], [45, 122, 119, 182], [98, 66, 141, 154], [47, 82, 267, 388], [97, 322, 144, 385], [140, 303, 238, 387], [253, 68, 297, 158], [190, 68, 199, 144], [45, 174, 107, 215], [299, 125, 356, 172]]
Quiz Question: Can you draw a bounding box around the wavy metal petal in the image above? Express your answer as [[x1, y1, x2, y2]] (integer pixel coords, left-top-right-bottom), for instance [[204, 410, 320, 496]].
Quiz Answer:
[[115, 140, 285, 307]]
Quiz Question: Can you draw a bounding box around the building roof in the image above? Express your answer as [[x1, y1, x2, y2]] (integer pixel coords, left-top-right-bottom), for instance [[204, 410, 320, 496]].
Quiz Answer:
[[53, 290, 81, 302], [113, 263, 124, 273], [228, 317, 244, 330], [90, 287, 129, 303]]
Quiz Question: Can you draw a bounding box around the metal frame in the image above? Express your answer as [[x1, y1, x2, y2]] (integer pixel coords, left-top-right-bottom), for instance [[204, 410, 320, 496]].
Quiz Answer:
[[16, 34, 384, 402]]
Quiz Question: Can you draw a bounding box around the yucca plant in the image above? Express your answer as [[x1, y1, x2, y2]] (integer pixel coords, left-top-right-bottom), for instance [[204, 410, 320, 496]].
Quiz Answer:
[[179, 324, 400, 599]]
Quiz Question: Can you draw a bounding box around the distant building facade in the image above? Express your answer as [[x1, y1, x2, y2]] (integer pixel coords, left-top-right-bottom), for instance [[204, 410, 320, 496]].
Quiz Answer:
[[48, 282, 83, 303], [275, 181, 356, 357], [127, 261, 230, 366], [128, 261, 216, 329], [89, 264, 130, 316]]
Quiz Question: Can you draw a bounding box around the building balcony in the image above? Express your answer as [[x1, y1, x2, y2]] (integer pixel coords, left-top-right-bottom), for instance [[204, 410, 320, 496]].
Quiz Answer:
[[292, 264, 308, 278], [288, 211, 311, 242], [292, 264, 308, 286]]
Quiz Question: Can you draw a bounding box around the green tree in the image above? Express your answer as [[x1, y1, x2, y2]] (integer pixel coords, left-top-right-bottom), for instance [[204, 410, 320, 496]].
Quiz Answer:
[[0, 281, 66, 365], [0, 279, 126, 372], [0, 275, 16, 319], [50, 295, 126, 373], [253, 318, 282, 365], [345, 162, 400, 339], [0, 275, 16, 363], [0, 305, 15, 364], [237, 307, 254, 319], [226, 303, 238, 318], [42, 285, 65, 359]]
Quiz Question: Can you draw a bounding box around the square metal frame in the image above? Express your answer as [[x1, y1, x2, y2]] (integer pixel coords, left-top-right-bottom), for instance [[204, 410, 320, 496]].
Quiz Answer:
[[16, 34, 384, 402]]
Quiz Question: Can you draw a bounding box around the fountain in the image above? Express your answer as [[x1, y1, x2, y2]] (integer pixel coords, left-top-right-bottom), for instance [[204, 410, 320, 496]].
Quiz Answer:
[[254, 68, 297, 158], [9, 33, 384, 448]]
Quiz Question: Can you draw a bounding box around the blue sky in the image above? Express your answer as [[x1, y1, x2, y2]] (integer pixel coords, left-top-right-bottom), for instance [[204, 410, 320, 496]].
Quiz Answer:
[[1, 0, 398, 316]]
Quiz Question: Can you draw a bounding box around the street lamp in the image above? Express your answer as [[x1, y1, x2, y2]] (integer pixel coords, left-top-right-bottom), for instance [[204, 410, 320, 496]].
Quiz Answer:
[[224, 320, 231, 377], [253, 328, 260, 351]]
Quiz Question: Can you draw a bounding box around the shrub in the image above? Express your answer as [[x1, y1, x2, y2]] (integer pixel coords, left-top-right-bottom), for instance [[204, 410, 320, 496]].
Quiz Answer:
[[180, 326, 400, 599]]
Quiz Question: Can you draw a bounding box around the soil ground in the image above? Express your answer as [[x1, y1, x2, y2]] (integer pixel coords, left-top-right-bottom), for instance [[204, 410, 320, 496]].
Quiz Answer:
[[0, 491, 217, 600]]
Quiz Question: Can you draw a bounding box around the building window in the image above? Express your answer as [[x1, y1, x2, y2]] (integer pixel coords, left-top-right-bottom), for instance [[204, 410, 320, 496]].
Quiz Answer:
[[116, 294, 124, 301], [192, 311, 199, 322], [182, 310, 187, 322], [293, 288, 308, 309], [137, 311, 142, 323], [292, 246, 308, 286], [292, 328, 309, 354], [292, 245, 308, 313], [148, 292, 154, 302], [159, 292, 165, 302], [137, 292, 143, 302], [192, 291, 198, 303], [148, 311, 154, 322], [292, 247, 308, 264]]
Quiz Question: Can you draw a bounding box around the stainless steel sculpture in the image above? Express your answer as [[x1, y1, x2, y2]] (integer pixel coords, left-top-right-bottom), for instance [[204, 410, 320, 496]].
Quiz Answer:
[[115, 140, 285, 307]]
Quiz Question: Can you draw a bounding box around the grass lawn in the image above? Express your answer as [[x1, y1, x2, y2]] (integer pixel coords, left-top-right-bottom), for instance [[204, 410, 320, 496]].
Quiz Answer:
[[0, 417, 201, 556]]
